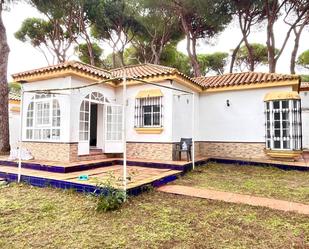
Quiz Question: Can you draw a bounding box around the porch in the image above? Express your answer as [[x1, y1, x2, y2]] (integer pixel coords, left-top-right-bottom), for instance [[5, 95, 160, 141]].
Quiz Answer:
[[0, 153, 308, 196]]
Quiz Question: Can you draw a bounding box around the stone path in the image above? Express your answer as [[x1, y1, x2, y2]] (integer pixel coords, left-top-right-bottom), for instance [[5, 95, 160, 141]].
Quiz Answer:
[[158, 185, 309, 215]]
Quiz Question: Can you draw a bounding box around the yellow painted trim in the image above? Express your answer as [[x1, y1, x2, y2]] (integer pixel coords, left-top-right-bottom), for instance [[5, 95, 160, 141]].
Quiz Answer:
[[265, 149, 302, 159], [10, 106, 20, 112], [9, 100, 20, 105], [134, 127, 163, 134], [13, 68, 114, 86], [136, 89, 163, 98], [202, 80, 299, 93], [117, 74, 203, 92], [264, 91, 300, 101]]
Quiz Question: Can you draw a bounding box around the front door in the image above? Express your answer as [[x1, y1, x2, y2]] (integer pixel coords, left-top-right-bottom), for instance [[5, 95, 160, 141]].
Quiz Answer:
[[104, 104, 123, 153]]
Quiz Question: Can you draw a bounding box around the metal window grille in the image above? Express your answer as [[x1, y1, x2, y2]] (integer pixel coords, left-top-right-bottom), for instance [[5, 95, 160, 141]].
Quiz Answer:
[[264, 99, 302, 150], [135, 96, 163, 128]]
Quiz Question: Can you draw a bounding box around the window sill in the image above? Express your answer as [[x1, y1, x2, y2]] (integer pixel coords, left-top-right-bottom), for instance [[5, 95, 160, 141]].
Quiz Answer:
[[134, 127, 163, 134], [264, 149, 302, 159]]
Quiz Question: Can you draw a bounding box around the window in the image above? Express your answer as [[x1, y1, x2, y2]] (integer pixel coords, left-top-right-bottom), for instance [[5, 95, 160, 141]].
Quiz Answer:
[[106, 105, 122, 141], [135, 96, 162, 128], [78, 92, 108, 141], [79, 99, 90, 141], [265, 98, 302, 151], [25, 94, 61, 141]]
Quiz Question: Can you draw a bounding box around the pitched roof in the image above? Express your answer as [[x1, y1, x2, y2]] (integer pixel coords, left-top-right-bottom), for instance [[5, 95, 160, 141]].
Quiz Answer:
[[110, 63, 177, 78], [193, 72, 300, 89], [12, 61, 299, 91], [9, 91, 21, 101], [12, 61, 111, 80], [300, 82, 309, 90]]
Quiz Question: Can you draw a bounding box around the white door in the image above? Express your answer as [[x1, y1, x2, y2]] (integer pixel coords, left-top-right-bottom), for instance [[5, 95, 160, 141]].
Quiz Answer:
[[302, 111, 309, 149], [78, 99, 90, 155], [104, 104, 123, 153]]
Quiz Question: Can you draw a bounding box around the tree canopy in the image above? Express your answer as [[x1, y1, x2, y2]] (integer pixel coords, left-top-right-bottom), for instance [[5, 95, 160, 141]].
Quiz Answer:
[[198, 52, 229, 75], [297, 50, 309, 69], [235, 43, 278, 71]]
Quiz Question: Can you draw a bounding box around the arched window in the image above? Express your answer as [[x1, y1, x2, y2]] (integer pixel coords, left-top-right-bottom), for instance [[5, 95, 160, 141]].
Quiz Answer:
[[25, 94, 61, 141], [79, 92, 108, 141]]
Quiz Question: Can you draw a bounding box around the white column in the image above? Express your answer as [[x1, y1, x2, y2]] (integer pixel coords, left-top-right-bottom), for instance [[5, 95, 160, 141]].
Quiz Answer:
[[18, 87, 24, 183], [122, 75, 127, 198]]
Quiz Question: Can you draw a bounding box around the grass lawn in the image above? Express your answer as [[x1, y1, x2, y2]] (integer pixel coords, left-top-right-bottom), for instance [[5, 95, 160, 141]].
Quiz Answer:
[[175, 163, 309, 204], [0, 184, 308, 249]]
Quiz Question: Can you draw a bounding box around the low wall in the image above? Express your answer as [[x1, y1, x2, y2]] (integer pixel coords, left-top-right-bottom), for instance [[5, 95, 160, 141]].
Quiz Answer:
[[22, 142, 77, 162], [127, 142, 174, 161], [199, 141, 267, 159]]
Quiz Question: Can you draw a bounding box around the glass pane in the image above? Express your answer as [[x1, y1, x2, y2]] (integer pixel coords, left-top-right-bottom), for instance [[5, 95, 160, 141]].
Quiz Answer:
[[274, 141, 280, 149], [42, 129, 51, 139], [144, 114, 152, 126], [273, 101, 280, 109]]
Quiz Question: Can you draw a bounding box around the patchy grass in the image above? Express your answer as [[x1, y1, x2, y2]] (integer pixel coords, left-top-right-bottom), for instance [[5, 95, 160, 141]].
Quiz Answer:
[[176, 163, 309, 204], [0, 184, 308, 249]]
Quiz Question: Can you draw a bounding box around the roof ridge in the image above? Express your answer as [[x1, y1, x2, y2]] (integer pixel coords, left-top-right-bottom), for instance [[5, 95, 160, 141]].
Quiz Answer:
[[193, 71, 300, 80], [110, 63, 178, 72], [66, 60, 111, 74]]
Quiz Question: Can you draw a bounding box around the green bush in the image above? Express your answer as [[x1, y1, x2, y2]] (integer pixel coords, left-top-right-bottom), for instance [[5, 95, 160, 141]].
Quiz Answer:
[[95, 172, 126, 212]]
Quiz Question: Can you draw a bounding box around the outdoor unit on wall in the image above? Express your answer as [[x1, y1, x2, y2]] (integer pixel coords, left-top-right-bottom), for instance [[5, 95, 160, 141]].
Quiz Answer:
[[264, 91, 302, 159]]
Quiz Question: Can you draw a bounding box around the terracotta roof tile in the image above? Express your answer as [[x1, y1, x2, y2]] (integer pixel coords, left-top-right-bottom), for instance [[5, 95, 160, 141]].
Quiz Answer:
[[110, 63, 177, 78], [12, 61, 299, 91], [193, 72, 300, 89], [9, 91, 21, 101], [12, 61, 111, 79]]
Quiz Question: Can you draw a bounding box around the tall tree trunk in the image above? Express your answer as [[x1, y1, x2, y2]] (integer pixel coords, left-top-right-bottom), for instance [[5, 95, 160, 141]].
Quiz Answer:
[[229, 37, 244, 73], [191, 37, 201, 77], [0, 4, 10, 154], [266, 20, 276, 73], [290, 21, 307, 74], [180, 16, 201, 77]]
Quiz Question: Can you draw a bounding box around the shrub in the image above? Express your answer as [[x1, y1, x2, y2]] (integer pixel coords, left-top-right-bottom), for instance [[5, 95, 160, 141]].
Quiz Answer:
[[95, 172, 126, 212]]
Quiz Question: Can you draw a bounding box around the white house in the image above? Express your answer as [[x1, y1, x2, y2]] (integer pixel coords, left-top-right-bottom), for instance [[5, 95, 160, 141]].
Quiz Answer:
[[8, 91, 21, 148], [11, 61, 303, 162]]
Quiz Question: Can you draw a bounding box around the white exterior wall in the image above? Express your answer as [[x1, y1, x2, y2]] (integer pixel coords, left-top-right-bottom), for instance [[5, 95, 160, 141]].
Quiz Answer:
[[171, 81, 199, 142], [300, 91, 309, 149], [198, 86, 293, 142], [115, 80, 174, 142], [9, 103, 20, 148], [20, 74, 299, 150]]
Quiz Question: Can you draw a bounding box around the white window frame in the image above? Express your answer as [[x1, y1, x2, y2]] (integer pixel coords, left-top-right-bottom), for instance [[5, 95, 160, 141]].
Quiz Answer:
[[25, 94, 61, 142], [135, 96, 163, 128], [265, 99, 302, 151]]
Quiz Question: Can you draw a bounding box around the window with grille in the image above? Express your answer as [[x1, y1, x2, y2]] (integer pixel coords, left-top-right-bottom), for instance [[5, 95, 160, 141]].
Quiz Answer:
[[25, 94, 61, 141], [264, 99, 302, 150], [135, 96, 163, 128]]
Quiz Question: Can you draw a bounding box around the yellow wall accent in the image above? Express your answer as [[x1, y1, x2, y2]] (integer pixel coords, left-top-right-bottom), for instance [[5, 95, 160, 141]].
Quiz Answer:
[[10, 106, 20, 112], [264, 91, 300, 101], [202, 80, 299, 93], [13, 68, 112, 86], [134, 127, 163, 134], [265, 149, 302, 159], [13, 67, 300, 94], [136, 89, 163, 98], [9, 100, 20, 105]]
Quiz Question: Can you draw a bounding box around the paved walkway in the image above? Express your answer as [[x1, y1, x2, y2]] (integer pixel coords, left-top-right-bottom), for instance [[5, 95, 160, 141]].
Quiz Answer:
[[158, 185, 309, 215]]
